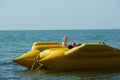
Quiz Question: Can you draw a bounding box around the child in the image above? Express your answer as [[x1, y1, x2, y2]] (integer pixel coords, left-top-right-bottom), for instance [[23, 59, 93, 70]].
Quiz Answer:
[[62, 36, 68, 48]]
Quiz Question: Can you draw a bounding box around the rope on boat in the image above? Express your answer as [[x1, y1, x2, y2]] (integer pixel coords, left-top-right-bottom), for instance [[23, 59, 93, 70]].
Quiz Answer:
[[31, 55, 43, 70]]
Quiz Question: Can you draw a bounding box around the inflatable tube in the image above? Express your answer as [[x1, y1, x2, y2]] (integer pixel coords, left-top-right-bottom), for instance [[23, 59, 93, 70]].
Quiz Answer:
[[31, 42, 61, 50], [64, 43, 120, 58]]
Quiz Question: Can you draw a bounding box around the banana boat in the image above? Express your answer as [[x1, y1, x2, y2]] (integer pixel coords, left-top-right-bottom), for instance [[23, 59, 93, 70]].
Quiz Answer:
[[14, 42, 120, 71]]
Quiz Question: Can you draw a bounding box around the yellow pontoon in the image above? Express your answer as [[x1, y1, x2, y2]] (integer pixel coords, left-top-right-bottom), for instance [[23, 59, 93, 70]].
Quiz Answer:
[[14, 42, 120, 71]]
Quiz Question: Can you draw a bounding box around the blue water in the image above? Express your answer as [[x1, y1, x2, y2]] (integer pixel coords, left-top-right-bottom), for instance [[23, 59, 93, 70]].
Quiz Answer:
[[0, 29, 120, 80]]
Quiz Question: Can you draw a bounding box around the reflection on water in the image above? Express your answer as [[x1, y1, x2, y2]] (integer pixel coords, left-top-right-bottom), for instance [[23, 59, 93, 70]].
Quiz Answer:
[[16, 68, 120, 80]]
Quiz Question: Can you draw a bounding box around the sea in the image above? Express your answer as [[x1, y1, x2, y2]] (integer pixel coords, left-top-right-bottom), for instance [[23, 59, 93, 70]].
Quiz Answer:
[[0, 29, 120, 80]]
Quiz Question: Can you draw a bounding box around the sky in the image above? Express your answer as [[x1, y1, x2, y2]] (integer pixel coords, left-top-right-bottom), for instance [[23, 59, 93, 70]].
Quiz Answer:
[[0, 0, 120, 30]]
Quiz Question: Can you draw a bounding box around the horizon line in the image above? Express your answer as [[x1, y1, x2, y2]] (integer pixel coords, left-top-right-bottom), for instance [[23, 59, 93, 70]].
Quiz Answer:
[[0, 29, 120, 30]]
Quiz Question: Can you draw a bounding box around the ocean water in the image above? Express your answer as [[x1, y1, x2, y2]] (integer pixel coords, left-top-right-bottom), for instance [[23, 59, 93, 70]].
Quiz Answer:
[[0, 29, 120, 80]]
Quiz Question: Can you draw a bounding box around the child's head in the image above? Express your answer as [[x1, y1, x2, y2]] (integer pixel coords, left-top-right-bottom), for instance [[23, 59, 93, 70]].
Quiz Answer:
[[62, 36, 68, 42]]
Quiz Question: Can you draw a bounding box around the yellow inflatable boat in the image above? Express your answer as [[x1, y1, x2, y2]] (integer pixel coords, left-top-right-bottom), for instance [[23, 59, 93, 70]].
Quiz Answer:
[[14, 42, 120, 71]]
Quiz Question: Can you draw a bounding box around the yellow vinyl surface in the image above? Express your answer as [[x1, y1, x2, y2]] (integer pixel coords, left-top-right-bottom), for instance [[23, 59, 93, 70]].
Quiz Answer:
[[14, 42, 120, 71]]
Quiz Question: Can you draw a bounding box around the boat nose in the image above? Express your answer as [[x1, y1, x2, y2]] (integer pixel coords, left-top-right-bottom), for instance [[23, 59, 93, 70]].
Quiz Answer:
[[13, 59, 16, 62], [13, 50, 40, 69]]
